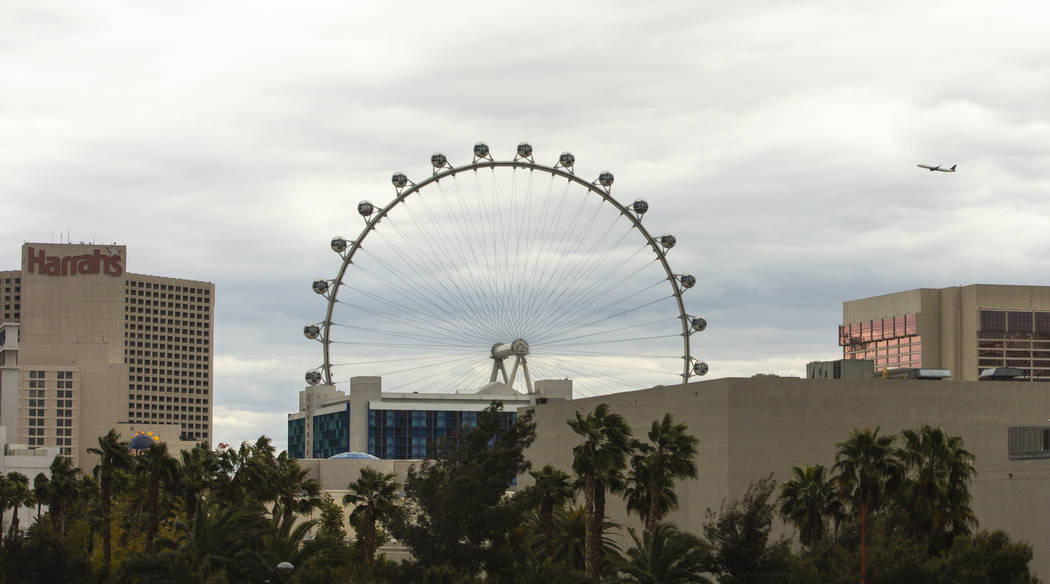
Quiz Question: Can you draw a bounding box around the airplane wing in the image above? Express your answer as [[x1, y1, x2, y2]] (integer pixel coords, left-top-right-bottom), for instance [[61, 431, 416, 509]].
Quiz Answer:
[[917, 164, 938, 170]]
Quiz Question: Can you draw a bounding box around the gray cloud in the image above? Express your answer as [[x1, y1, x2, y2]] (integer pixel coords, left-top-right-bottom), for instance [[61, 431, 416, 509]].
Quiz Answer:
[[3, 1, 1049, 450]]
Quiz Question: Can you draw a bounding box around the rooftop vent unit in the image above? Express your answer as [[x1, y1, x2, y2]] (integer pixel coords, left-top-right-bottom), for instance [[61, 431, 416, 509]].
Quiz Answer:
[[980, 367, 1025, 381], [908, 369, 952, 380]]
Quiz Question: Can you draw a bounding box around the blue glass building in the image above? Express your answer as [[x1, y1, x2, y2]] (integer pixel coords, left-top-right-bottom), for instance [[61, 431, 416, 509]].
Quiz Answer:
[[288, 376, 571, 460]]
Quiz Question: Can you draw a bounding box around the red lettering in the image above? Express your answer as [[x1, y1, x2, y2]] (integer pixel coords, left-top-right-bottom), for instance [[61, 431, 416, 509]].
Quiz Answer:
[[105, 254, 124, 276], [26, 247, 46, 274], [23, 247, 124, 277], [73, 254, 96, 274], [44, 255, 60, 275]]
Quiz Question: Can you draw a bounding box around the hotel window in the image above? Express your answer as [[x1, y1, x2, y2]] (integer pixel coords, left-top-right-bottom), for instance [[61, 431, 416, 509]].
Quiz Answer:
[[839, 315, 922, 372], [978, 310, 1050, 381]]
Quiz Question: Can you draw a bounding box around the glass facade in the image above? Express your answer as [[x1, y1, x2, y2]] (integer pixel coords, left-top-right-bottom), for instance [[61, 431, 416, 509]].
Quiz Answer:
[[977, 310, 1050, 381], [288, 418, 305, 459], [839, 314, 922, 373], [312, 404, 351, 459], [368, 408, 517, 460]]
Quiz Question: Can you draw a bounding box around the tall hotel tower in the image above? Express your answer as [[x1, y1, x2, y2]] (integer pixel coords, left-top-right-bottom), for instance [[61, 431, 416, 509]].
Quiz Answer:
[[0, 243, 214, 468]]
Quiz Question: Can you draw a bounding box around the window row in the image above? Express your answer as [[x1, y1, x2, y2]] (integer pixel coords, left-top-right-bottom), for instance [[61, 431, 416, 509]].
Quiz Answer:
[[980, 310, 1050, 334], [839, 315, 918, 345], [126, 280, 210, 294]]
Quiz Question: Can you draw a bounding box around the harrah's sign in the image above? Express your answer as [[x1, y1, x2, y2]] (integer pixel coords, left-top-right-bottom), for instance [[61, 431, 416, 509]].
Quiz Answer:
[[25, 246, 124, 277]]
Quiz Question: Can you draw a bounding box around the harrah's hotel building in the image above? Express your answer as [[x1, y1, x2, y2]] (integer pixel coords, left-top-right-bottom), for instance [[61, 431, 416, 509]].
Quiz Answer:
[[1, 243, 214, 467]]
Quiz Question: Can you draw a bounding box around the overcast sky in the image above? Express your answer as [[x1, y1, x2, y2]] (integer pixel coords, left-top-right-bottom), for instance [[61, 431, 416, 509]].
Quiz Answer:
[[3, 2, 1049, 451]]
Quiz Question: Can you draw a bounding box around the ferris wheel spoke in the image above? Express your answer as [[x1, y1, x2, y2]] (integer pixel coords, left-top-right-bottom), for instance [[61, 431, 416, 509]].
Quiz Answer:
[[515, 186, 612, 334], [386, 198, 507, 338], [529, 356, 663, 396], [531, 316, 678, 346], [431, 178, 496, 316], [490, 169, 519, 323], [518, 219, 643, 337], [531, 277, 669, 344], [340, 266, 493, 344], [516, 172, 572, 334], [535, 353, 682, 377], [516, 172, 560, 314], [538, 230, 652, 321], [352, 249, 483, 336], [542, 333, 681, 347], [382, 358, 491, 393], [358, 247, 498, 344], [329, 322, 483, 349], [361, 214, 510, 341], [369, 215, 485, 319], [389, 189, 496, 329], [537, 287, 670, 344], [330, 352, 471, 367], [330, 339, 492, 350], [334, 295, 490, 348], [472, 169, 513, 326], [509, 168, 539, 328], [533, 349, 682, 359], [438, 176, 516, 337], [533, 254, 662, 334], [368, 353, 483, 377]]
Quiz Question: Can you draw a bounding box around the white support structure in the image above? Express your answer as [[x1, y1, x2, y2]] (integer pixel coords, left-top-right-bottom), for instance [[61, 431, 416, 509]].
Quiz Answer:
[[490, 339, 533, 395]]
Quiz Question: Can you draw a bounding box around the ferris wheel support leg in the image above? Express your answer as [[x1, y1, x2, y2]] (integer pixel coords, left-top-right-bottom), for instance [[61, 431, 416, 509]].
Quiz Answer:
[[490, 359, 510, 385], [508, 358, 520, 390], [521, 356, 534, 395]]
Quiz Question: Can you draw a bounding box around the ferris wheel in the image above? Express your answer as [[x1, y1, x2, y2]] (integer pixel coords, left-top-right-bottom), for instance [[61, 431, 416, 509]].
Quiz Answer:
[[304, 143, 708, 397]]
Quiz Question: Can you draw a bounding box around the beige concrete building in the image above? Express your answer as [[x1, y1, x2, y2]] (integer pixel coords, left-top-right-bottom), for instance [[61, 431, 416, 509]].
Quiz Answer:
[[840, 284, 1050, 380], [0, 243, 214, 469], [524, 377, 1050, 581]]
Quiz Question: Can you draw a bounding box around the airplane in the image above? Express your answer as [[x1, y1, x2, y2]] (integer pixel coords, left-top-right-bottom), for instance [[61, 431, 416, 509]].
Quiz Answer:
[[917, 163, 957, 172]]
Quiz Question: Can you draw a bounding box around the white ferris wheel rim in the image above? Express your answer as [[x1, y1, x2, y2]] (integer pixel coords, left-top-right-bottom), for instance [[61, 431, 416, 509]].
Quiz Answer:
[[305, 144, 707, 396]]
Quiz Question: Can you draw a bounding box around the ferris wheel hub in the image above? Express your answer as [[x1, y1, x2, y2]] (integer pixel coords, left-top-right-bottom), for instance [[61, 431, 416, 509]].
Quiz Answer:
[[491, 339, 529, 359], [490, 339, 533, 395]]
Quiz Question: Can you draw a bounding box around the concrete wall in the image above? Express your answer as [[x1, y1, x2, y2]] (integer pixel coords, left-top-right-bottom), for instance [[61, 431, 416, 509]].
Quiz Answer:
[[524, 376, 1050, 580]]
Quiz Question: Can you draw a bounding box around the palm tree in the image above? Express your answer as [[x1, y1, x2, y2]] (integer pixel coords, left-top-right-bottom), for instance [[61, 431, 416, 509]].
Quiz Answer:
[[272, 450, 322, 524], [625, 414, 699, 532], [263, 507, 321, 572], [568, 403, 633, 581], [832, 427, 902, 584], [138, 442, 179, 551], [896, 425, 977, 554], [523, 465, 575, 557], [778, 465, 844, 547], [116, 503, 271, 584], [343, 467, 400, 564], [178, 443, 219, 522], [88, 429, 133, 582], [46, 456, 84, 533], [0, 474, 10, 546], [549, 505, 620, 573], [4, 472, 33, 540], [612, 523, 711, 584], [214, 437, 277, 507], [32, 472, 50, 521]]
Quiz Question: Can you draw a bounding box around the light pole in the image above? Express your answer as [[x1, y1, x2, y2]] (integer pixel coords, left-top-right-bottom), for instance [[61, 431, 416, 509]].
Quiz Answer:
[[275, 561, 294, 582]]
